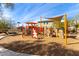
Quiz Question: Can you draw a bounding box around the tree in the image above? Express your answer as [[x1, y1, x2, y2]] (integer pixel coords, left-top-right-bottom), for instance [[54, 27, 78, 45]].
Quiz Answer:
[[0, 3, 14, 18], [68, 19, 74, 26], [3, 3, 14, 10], [0, 3, 14, 10], [0, 19, 11, 32], [77, 23, 79, 28], [0, 3, 15, 33]]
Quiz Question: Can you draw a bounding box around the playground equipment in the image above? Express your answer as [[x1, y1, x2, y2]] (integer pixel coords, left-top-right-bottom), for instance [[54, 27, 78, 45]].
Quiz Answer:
[[21, 22, 43, 39], [21, 17, 44, 39], [32, 28, 37, 38], [25, 22, 38, 36], [21, 14, 79, 46]]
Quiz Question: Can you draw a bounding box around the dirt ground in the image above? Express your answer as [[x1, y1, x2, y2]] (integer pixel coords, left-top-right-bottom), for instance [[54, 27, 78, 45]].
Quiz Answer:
[[0, 35, 79, 55], [0, 35, 79, 51]]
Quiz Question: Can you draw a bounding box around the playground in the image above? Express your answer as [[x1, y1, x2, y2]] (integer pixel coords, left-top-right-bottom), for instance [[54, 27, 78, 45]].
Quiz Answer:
[[0, 14, 79, 55], [1, 3, 79, 56]]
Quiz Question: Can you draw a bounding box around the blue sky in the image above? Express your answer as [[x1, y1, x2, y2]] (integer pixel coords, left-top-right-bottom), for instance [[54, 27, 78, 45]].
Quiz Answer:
[[7, 3, 79, 23]]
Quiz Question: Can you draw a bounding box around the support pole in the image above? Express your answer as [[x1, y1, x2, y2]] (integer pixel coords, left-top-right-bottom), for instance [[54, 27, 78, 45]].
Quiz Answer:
[[22, 24, 24, 38], [40, 16, 42, 28], [40, 16, 43, 33], [64, 14, 68, 46]]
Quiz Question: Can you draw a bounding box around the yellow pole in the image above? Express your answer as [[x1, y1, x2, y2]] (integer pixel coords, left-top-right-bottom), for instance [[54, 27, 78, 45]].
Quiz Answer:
[[64, 14, 68, 45]]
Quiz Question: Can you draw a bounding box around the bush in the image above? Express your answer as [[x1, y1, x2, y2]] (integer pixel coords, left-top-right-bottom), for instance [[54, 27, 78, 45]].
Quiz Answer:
[[71, 29, 76, 33], [0, 19, 11, 33]]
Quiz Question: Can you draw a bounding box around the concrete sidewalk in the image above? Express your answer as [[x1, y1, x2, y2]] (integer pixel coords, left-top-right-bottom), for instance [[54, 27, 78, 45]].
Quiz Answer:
[[0, 46, 31, 56], [0, 33, 7, 40], [0, 36, 6, 39]]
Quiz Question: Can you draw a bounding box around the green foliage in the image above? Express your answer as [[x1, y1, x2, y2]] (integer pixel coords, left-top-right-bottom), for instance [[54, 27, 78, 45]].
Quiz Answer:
[[68, 19, 74, 26], [71, 29, 76, 33], [77, 23, 79, 28], [0, 3, 14, 32], [0, 19, 11, 32], [60, 22, 64, 28]]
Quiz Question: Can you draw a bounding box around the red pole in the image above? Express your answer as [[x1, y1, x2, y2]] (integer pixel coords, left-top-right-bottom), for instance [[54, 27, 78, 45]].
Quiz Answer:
[[40, 16, 42, 32]]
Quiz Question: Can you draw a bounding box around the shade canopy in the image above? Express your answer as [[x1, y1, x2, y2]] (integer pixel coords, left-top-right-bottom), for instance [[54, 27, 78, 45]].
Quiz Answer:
[[46, 15, 63, 21]]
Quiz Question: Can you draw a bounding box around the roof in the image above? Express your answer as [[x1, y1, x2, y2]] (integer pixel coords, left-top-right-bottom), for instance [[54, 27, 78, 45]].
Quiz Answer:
[[25, 22, 37, 24]]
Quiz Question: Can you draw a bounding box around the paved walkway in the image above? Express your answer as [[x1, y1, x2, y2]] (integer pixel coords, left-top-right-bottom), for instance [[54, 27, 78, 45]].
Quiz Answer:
[[0, 46, 31, 56], [0, 33, 7, 40]]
